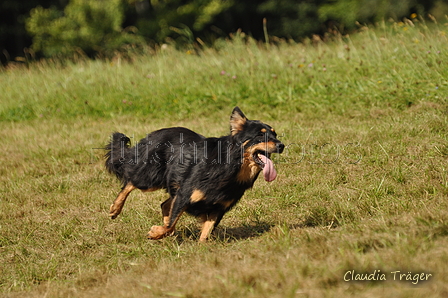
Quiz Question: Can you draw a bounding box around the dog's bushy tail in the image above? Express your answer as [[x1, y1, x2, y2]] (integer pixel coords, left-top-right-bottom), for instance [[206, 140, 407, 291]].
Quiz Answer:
[[105, 132, 131, 184]]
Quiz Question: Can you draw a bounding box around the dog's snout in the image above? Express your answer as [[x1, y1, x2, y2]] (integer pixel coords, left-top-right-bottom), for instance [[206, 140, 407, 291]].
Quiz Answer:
[[276, 142, 285, 153]]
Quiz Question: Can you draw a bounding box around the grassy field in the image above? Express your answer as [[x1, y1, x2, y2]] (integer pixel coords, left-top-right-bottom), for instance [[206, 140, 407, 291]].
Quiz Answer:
[[1, 19, 448, 297]]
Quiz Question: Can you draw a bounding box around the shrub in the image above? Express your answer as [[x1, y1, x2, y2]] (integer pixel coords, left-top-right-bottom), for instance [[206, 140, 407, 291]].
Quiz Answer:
[[26, 0, 145, 58]]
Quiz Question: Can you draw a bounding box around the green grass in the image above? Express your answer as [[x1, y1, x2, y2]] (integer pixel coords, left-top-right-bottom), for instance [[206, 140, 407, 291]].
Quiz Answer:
[[1, 20, 448, 297]]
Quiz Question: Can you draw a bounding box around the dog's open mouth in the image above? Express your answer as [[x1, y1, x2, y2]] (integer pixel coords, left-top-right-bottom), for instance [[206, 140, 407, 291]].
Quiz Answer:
[[254, 151, 277, 182]]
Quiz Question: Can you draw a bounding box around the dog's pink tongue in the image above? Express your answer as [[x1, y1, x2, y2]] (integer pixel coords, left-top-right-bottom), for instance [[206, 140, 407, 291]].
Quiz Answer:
[[258, 154, 277, 182]]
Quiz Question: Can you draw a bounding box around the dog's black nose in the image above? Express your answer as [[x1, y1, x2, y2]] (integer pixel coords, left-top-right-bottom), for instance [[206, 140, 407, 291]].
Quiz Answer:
[[276, 143, 285, 153]]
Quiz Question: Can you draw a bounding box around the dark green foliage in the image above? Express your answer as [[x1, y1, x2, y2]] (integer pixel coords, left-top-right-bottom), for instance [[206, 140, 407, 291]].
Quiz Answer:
[[25, 0, 145, 58], [134, 0, 233, 44], [133, 0, 443, 43], [1, 0, 446, 59], [257, 0, 324, 40]]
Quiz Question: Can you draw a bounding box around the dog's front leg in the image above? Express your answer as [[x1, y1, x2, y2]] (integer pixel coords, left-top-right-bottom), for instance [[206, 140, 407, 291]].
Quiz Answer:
[[198, 213, 224, 242], [148, 195, 185, 240], [160, 197, 173, 227]]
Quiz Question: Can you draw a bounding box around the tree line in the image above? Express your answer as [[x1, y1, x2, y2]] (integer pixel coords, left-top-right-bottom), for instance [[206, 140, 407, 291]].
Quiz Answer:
[[0, 0, 445, 64]]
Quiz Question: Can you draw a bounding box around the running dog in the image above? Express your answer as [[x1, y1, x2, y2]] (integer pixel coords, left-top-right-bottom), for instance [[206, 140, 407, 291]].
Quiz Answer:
[[105, 107, 284, 241]]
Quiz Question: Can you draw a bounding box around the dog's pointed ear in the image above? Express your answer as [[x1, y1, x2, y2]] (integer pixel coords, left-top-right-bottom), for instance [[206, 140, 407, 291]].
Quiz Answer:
[[230, 106, 247, 135]]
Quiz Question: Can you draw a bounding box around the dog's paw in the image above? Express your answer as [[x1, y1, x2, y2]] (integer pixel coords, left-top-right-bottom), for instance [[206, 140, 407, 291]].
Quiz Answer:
[[147, 225, 168, 239], [109, 204, 121, 219], [198, 237, 208, 243]]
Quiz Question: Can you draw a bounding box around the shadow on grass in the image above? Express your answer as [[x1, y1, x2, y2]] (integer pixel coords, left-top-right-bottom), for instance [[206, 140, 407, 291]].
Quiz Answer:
[[173, 222, 274, 243], [215, 222, 274, 242]]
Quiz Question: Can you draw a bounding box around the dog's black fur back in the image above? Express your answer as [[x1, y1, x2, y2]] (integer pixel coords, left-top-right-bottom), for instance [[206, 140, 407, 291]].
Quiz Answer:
[[106, 128, 206, 189]]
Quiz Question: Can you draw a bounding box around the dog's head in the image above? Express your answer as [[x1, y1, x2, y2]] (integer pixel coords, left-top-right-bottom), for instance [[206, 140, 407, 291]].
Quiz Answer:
[[230, 107, 284, 183]]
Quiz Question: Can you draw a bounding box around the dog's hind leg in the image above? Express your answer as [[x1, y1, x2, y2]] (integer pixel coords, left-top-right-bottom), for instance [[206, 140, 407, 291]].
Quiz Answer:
[[148, 195, 186, 240], [109, 182, 136, 219]]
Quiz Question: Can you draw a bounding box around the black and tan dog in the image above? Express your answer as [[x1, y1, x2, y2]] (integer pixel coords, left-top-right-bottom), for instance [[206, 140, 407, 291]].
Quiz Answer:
[[105, 107, 284, 241]]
